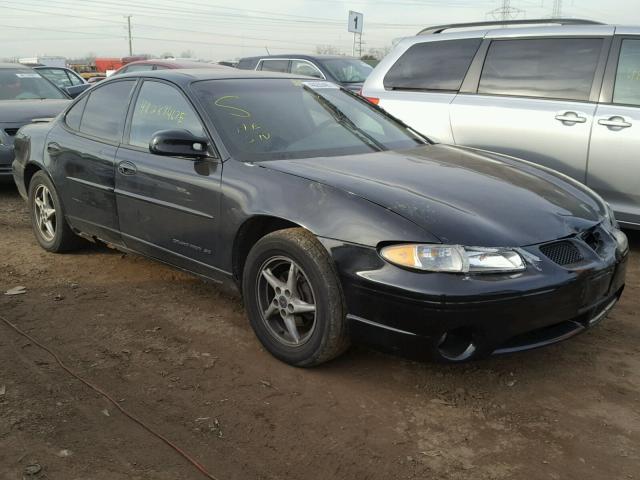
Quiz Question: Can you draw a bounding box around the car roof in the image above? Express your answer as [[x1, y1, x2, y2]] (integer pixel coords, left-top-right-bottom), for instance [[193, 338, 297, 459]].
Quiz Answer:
[[0, 63, 32, 70], [123, 59, 228, 69], [238, 54, 357, 62], [408, 23, 640, 41], [112, 68, 315, 86]]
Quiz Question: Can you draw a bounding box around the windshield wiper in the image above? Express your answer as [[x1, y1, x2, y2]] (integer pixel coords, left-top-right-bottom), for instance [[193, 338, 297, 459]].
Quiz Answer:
[[302, 85, 386, 152]]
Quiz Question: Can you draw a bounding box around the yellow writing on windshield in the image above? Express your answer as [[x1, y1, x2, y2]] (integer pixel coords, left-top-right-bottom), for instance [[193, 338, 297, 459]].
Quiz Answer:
[[214, 96, 251, 118], [138, 100, 186, 125], [237, 122, 271, 143]]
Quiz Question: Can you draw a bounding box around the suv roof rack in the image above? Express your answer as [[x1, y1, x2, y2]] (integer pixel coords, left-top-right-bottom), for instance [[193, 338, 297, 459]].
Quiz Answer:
[[417, 18, 605, 35]]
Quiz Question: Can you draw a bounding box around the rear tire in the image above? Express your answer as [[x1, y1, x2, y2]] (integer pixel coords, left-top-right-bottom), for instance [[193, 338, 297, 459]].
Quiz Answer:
[[28, 171, 84, 252], [242, 228, 350, 367]]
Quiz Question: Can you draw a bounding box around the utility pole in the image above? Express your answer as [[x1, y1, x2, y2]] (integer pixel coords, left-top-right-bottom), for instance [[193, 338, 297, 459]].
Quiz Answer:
[[126, 15, 133, 56], [501, 0, 510, 20], [552, 0, 562, 17], [487, 0, 524, 22]]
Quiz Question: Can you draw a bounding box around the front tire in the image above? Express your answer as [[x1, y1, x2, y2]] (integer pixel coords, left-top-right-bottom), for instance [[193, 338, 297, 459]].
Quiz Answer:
[[28, 171, 84, 252], [242, 228, 350, 367]]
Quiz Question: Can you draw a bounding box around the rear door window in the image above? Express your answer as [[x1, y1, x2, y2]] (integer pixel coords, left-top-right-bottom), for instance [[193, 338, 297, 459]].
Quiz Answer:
[[479, 38, 603, 101], [613, 38, 640, 106], [65, 96, 88, 131], [128, 80, 205, 148], [40, 68, 73, 88], [383, 38, 481, 91], [259, 59, 289, 73], [79, 80, 136, 143], [291, 60, 323, 78]]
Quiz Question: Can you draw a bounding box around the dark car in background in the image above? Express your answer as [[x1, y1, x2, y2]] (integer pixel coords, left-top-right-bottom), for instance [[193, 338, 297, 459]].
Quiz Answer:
[[34, 66, 91, 98], [237, 54, 373, 91], [34, 66, 86, 88], [11, 69, 628, 366], [0, 63, 70, 181], [111, 58, 230, 76]]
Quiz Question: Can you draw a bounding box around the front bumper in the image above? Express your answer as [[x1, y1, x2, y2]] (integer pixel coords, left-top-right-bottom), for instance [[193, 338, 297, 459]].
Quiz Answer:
[[320, 225, 628, 361], [0, 145, 14, 181]]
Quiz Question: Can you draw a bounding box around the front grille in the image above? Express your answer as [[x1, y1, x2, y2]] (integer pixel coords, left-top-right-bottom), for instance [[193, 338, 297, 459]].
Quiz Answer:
[[4, 128, 19, 136], [540, 241, 583, 266]]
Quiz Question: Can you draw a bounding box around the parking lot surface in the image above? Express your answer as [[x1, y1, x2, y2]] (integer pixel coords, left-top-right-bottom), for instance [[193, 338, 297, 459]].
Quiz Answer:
[[1, 183, 639, 480]]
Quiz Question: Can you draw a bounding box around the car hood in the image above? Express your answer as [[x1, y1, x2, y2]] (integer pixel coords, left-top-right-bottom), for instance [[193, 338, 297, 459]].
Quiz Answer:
[[340, 82, 363, 92], [261, 144, 606, 246], [0, 99, 70, 124]]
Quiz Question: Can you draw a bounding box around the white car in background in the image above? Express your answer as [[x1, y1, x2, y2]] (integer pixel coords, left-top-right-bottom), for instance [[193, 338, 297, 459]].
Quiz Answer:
[[362, 19, 640, 229]]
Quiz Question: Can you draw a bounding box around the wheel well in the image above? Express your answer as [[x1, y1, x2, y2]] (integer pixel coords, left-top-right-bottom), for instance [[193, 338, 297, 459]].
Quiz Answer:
[[232, 216, 301, 286], [23, 163, 42, 193]]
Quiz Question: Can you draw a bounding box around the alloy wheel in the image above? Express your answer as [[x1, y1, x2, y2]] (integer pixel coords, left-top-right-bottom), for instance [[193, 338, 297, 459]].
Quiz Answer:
[[33, 184, 56, 242], [256, 255, 317, 347]]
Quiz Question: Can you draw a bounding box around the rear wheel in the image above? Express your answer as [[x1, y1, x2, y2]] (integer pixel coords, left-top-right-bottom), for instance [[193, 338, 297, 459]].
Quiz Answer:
[[28, 171, 84, 252], [242, 228, 349, 367]]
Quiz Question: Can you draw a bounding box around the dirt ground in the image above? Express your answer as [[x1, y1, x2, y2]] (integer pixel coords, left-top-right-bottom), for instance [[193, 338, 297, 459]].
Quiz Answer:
[[0, 182, 639, 480]]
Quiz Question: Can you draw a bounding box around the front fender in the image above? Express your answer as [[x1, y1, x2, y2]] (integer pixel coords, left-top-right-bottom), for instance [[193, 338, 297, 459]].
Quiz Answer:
[[217, 159, 437, 272], [12, 123, 51, 198]]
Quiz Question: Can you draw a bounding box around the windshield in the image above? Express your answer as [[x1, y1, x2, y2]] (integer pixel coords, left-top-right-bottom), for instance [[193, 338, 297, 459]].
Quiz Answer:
[[0, 69, 67, 100], [192, 79, 425, 162], [320, 59, 373, 83]]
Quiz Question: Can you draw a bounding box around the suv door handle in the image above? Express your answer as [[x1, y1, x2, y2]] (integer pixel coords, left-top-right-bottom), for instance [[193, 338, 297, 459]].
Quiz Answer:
[[117, 161, 137, 176], [555, 112, 587, 124], [46, 142, 62, 155], [598, 116, 632, 129]]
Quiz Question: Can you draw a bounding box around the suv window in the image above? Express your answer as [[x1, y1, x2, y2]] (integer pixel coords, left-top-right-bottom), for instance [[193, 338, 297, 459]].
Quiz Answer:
[[65, 96, 88, 131], [613, 39, 640, 106], [479, 38, 603, 101], [259, 59, 289, 73], [79, 80, 135, 142], [128, 80, 205, 148], [383, 39, 481, 91]]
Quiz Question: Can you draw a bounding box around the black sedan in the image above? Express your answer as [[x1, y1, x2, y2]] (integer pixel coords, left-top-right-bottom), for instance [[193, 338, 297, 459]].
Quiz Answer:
[[11, 69, 628, 366], [1, 63, 70, 180]]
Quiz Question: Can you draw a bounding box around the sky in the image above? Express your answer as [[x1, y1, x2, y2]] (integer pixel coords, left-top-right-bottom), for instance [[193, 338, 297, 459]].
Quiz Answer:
[[2, 0, 639, 62]]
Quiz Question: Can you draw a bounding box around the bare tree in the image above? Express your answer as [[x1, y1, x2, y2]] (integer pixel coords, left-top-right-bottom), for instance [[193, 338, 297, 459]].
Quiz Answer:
[[366, 46, 392, 61], [315, 45, 341, 55]]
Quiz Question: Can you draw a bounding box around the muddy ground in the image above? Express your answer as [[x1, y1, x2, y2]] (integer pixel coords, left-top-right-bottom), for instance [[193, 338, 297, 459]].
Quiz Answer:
[[0, 182, 638, 480]]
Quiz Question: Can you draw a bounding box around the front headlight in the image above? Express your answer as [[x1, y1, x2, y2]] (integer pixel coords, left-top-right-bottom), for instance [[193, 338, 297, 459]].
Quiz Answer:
[[612, 229, 629, 255], [604, 203, 617, 228], [380, 244, 526, 273]]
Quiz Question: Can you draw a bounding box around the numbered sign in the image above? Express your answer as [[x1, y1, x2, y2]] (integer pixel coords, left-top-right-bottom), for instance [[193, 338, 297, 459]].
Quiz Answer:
[[348, 11, 363, 34]]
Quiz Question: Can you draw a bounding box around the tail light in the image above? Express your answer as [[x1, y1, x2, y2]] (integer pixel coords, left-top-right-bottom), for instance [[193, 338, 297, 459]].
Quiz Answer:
[[363, 96, 380, 105]]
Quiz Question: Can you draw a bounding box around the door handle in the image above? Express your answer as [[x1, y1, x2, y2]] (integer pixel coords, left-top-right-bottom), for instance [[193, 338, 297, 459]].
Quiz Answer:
[[555, 112, 587, 124], [46, 142, 62, 155], [598, 116, 632, 129], [117, 161, 137, 176]]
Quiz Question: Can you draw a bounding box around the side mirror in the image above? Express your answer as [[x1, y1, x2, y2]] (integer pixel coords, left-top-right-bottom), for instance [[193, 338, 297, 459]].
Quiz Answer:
[[65, 84, 91, 98], [149, 129, 210, 159]]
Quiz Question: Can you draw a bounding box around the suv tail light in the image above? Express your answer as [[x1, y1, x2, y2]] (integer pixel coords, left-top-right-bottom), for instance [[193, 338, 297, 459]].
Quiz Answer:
[[363, 96, 379, 105]]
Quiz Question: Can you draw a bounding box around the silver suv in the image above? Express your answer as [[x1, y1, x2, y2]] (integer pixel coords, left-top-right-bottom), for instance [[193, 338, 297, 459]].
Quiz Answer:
[[362, 19, 640, 228]]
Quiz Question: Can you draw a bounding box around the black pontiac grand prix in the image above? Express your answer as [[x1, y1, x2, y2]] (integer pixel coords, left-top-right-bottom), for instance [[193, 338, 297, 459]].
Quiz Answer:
[[12, 70, 628, 366]]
